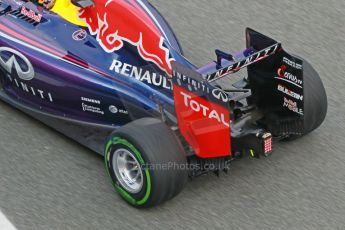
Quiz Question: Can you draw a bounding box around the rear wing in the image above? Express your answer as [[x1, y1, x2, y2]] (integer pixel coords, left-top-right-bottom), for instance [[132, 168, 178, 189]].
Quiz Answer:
[[206, 42, 281, 82], [172, 28, 304, 159], [200, 28, 304, 119]]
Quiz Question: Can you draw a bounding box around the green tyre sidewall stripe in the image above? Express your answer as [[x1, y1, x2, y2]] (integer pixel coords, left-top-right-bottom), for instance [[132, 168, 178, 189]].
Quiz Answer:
[[104, 137, 152, 206]]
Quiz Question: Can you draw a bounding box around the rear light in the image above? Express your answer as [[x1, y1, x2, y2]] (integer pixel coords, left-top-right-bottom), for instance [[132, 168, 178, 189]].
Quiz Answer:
[[232, 131, 273, 158], [261, 133, 273, 156]]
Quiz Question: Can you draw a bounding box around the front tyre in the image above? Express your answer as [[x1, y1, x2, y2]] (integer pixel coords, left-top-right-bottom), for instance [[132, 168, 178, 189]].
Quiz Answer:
[[104, 118, 188, 208]]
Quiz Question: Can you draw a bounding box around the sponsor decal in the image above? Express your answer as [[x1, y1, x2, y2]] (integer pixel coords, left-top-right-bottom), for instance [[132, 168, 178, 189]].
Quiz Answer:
[[173, 69, 229, 105], [78, 0, 174, 75], [277, 84, 303, 101], [277, 64, 287, 78], [212, 88, 229, 103], [180, 91, 229, 127], [20, 7, 42, 23], [6, 75, 53, 102], [283, 97, 303, 115], [109, 105, 118, 114], [0, 47, 34, 81], [276, 64, 303, 88], [206, 43, 281, 82], [81, 97, 101, 105], [82, 103, 104, 115], [283, 57, 302, 70], [0, 47, 54, 102], [109, 60, 172, 90], [109, 105, 128, 114], [72, 29, 87, 41]]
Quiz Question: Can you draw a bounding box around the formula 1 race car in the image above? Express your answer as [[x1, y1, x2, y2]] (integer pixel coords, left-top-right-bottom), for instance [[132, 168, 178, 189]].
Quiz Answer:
[[0, 0, 327, 208]]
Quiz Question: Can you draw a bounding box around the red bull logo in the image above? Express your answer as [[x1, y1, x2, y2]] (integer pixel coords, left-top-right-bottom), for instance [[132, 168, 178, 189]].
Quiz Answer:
[[21, 7, 42, 23], [78, 0, 173, 75]]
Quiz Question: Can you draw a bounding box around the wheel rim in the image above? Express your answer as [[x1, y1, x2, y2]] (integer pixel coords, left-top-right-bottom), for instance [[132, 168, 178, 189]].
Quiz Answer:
[[112, 148, 144, 194]]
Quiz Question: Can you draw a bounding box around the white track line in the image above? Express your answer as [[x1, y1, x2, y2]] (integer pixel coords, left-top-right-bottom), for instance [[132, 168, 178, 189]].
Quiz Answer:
[[0, 210, 17, 230]]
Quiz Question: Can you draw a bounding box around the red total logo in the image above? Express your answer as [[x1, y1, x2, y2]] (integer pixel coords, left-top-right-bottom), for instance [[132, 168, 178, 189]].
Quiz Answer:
[[78, 0, 174, 75]]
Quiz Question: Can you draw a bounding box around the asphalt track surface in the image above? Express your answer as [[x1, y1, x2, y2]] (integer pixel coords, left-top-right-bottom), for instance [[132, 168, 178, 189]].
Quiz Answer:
[[1, 0, 345, 229]]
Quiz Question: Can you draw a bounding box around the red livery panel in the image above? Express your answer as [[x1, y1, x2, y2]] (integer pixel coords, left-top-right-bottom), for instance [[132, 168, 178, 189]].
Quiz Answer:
[[172, 63, 231, 158], [173, 86, 231, 158]]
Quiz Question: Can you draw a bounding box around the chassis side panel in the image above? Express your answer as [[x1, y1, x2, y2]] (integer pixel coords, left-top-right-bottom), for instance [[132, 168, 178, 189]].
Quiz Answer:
[[0, 89, 114, 155]]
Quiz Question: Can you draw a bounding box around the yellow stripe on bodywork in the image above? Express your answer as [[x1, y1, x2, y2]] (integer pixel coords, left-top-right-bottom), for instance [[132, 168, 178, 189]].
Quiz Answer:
[[51, 0, 86, 27]]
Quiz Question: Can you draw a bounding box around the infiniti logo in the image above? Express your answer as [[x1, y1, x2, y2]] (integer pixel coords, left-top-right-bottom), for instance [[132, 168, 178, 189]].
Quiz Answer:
[[212, 88, 228, 103], [0, 47, 34, 81]]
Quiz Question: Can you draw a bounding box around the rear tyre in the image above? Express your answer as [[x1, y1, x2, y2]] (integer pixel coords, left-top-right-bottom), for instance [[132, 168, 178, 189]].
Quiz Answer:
[[104, 118, 188, 208], [283, 57, 327, 139], [301, 58, 327, 134], [0, 70, 5, 89]]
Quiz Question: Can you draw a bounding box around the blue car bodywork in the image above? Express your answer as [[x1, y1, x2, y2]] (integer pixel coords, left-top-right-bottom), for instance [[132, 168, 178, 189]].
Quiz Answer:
[[0, 0, 196, 154]]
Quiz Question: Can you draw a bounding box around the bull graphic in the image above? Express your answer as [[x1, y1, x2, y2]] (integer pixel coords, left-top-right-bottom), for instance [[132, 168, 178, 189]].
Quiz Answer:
[[78, 0, 174, 75]]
